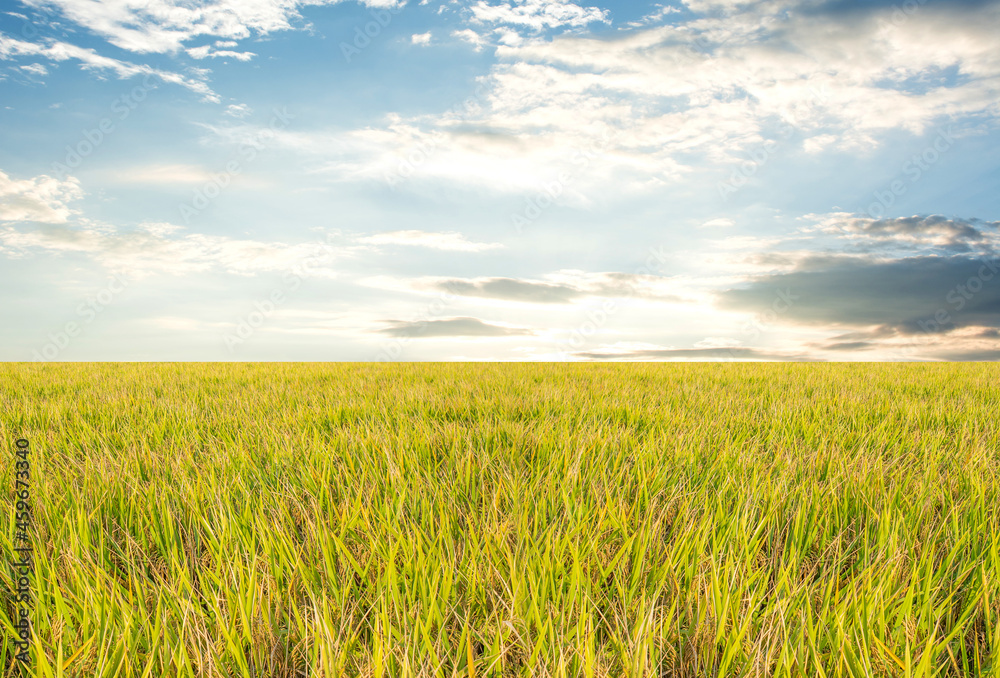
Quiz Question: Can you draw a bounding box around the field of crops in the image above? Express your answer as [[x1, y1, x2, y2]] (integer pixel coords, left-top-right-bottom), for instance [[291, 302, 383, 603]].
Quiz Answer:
[[1, 363, 998, 677]]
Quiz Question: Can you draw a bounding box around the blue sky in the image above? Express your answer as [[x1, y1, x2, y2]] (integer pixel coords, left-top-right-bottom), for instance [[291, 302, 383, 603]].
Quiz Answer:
[[1, 0, 999, 361]]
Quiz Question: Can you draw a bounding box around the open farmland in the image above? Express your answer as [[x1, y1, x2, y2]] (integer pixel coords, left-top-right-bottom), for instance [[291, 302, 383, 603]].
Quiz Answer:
[[1, 362, 999, 677]]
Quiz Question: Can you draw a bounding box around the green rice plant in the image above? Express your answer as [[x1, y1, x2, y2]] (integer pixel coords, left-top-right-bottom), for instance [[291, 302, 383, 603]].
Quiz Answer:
[[0, 363, 997, 677]]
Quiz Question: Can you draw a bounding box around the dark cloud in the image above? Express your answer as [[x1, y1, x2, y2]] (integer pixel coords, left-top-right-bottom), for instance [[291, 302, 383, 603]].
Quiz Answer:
[[435, 278, 581, 304], [719, 253, 1000, 335], [433, 274, 683, 304], [819, 341, 874, 351], [378, 317, 533, 337], [825, 326, 899, 341], [745, 253, 866, 270], [573, 347, 818, 361], [806, 0, 999, 16], [930, 348, 1000, 361]]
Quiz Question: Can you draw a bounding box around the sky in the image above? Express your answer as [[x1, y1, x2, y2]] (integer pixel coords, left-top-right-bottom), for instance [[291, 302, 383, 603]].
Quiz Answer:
[[1, 0, 999, 361]]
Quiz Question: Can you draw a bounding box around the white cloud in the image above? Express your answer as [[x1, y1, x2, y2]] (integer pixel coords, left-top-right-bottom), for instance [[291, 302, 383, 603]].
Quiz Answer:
[[411, 32, 432, 45], [452, 28, 487, 49], [14, 0, 389, 55], [357, 230, 504, 251], [494, 27, 524, 46], [18, 62, 47, 76], [0, 219, 349, 278], [544, 269, 687, 300], [0, 33, 219, 101], [467, 0, 611, 31], [700, 217, 735, 228], [0, 169, 360, 275], [185, 45, 213, 59], [694, 336, 742, 348], [627, 3, 682, 27], [0, 213, 506, 288], [186, 44, 256, 61], [310, 0, 1000, 195], [493, 3, 1000, 142], [0, 170, 500, 278], [280, 112, 658, 198], [224, 103, 253, 118], [0, 170, 82, 224]]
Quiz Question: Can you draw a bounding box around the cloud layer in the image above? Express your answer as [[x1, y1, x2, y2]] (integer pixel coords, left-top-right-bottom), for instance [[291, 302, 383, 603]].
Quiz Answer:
[[0, 171, 82, 224], [715, 213, 1000, 359], [379, 317, 533, 337], [314, 0, 1000, 194], [17, 0, 396, 55]]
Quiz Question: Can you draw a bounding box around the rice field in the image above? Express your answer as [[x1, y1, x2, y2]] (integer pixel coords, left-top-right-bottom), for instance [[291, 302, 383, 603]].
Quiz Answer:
[[1, 362, 999, 677]]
